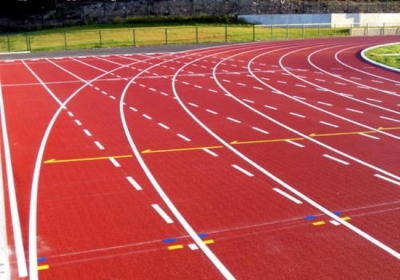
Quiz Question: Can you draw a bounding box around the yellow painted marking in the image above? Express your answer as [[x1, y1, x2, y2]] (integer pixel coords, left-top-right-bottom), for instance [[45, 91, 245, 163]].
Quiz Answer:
[[43, 155, 132, 164], [37, 265, 50, 271], [141, 145, 223, 154], [341, 216, 351, 221], [312, 221, 326, 226], [203, 239, 215, 245], [379, 126, 400, 131], [168, 245, 184, 250]]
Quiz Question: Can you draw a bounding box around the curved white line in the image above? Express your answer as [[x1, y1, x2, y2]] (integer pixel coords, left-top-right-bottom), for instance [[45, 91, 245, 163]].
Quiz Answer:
[[361, 42, 400, 73]]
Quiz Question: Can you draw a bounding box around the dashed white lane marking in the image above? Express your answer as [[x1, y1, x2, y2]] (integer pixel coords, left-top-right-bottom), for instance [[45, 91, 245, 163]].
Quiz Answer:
[[277, 80, 287, 84], [317, 101, 333, 106], [264, 104, 277, 110], [152, 204, 174, 224], [109, 157, 121, 168], [67, 111, 74, 117], [289, 112, 305, 118], [319, 121, 339, 128], [295, 84, 306, 88], [126, 176, 143, 191], [380, 116, 400, 123], [208, 89, 218, 93], [374, 174, 400, 186], [101, 90, 107, 95], [94, 141, 105, 150], [139, 84, 146, 88], [160, 92, 169, 96], [206, 109, 218, 115], [74, 119, 82, 126], [243, 99, 254, 103], [142, 114, 152, 120], [237, 83, 246, 86], [273, 188, 302, 204], [149, 88, 157, 92], [359, 133, 380, 140], [195, 85, 203, 89], [323, 154, 350, 165], [253, 86, 263, 90], [366, 98, 382, 103], [158, 123, 170, 130], [346, 108, 364, 114], [226, 117, 241, 124], [83, 129, 92, 137], [129, 106, 138, 112], [94, 87, 100, 91], [315, 78, 326, 82], [109, 95, 116, 100], [177, 134, 191, 142], [222, 79, 231, 83], [231, 164, 254, 177], [252, 127, 269, 134], [188, 102, 199, 107], [202, 148, 218, 157], [285, 140, 304, 148], [335, 82, 347, 85], [182, 81, 190, 85]]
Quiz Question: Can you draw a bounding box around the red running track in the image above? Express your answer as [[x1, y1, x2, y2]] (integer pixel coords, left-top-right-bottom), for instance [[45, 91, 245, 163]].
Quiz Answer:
[[0, 36, 400, 280]]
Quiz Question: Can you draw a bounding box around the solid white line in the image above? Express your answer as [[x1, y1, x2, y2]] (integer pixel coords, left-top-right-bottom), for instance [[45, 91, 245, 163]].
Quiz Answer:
[[366, 98, 382, 103], [152, 204, 174, 224], [285, 140, 304, 148], [83, 129, 92, 137], [158, 123, 170, 130], [319, 121, 339, 128], [202, 148, 218, 157], [346, 108, 364, 114], [231, 164, 254, 177], [74, 119, 82, 126], [317, 101, 333, 106], [0, 85, 27, 277], [227, 117, 241, 123], [380, 116, 400, 123], [289, 112, 305, 118], [177, 134, 191, 142], [264, 104, 277, 110], [273, 188, 302, 204], [374, 174, 400, 186], [0, 150, 10, 280], [142, 114, 152, 120], [94, 141, 105, 150], [359, 133, 379, 140], [323, 154, 350, 165], [126, 176, 143, 190], [206, 109, 218, 115], [109, 158, 121, 168], [252, 127, 269, 134]]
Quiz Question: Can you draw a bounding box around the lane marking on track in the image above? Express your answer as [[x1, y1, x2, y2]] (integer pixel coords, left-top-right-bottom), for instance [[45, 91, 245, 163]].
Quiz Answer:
[[317, 101, 333, 106], [252, 127, 269, 135], [273, 188, 302, 204], [231, 164, 254, 177], [323, 154, 350, 165], [366, 98, 382, 103], [129, 106, 138, 112], [168, 245, 183, 250], [158, 123, 170, 130], [126, 176, 143, 191], [74, 119, 82, 126], [202, 148, 218, 157], [319, 121, 339, 128], [208, 89, 218, 93], [67, 111, 74, 117], [295, 84, 306, 88], [177, 134, 191, 142], [94, 141, 105, 150], [109, 157, 121, 168], [83, 129, 92, 137], [380, 116, 400, 123], [253, 86, 263, 90], [226, 117, 241, 123], [293, 96, 306, 100], [37, 265, 49, 271], [43, 154, 132, 164], [142, 114, 152, 120], [152, 204, 174, 224], [188, 102, 198, 107], [359, 132, 379, 140], [374, 174, 400, 186], [285, 140, 305, 148], [289, 112, 305, 118], [237, 82, 246, 86], [346, 108, 364, 114], [109, 95, 116, 100], [206, 109, 218, 115]]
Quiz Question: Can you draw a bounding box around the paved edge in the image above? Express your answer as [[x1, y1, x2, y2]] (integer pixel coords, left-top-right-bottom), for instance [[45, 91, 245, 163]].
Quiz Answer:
[[360, 42, 400, 73]]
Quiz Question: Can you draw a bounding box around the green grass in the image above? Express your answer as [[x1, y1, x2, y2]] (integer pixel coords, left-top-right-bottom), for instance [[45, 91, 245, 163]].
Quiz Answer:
[[364, 44, 400, 69], [0, 24, 350, 53]]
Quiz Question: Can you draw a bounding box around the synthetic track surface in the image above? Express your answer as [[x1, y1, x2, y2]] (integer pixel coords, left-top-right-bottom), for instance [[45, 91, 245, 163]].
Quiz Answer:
[[1, 36, 400, 280]]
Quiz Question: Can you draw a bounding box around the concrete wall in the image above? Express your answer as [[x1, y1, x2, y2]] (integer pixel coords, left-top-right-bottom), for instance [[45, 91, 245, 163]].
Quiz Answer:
[[239, 13, 400, 27]]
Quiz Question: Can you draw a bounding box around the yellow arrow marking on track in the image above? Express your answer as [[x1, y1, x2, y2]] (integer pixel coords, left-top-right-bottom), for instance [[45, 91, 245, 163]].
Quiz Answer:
[[43, 154, 132, 164]]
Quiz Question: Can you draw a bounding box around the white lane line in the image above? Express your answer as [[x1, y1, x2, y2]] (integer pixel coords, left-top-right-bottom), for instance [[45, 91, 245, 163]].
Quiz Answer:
[[227, 117, 241, 123], [182, 81, 190, 85], [253, 86, 263, 90], [359, 133, 379, 140], [243, 99, 254, 103], [315, 78, 326, 82], [189, 102, 199, 107], [67, 111, 74, 117], [208, 89, 218, 93], [285, 140, 304, 148], [264, 104, 277, 110], [295, 84, 306, 88], [380, 116, 400, 123], [252, 127, 269, 134], [206, 109, 218, 115], [374, 174, 400, 186], [101, 90, 107, 95], [129, 106, 138, 112], [149, 87, 157, 92], [0, 152, 10, 279], [317, 101, 333, 106], [74, 119, 82, 126], [160, 92, 169, 96], [202, 148, 218, 157], [289, 112, 305, 118], [109, 95, 117, 100], [273, 188, 302, 204], [237, 83, 246, 86], [142, 114, 152, 120], [126, 176, 143, 191], [323, 154, 350, 165], [177, 134, 191, 142], [109, 157, 121, 168], [94, 141, 105, 150], [195, 85, 203, 89], [222, 79, 231, 83], [366, 98, 382, 103], [319, 121, 339, 128], [94, 87, 100, 91], [0, 86, 28, 277], [83, 129, 92, 137], [293, 96, 306, 100], [335, 82, 347, 85], [231, 164, 254, 177], [152, 204, 174, 224], [346, 108, 364, 114], [277, 80, 287, 84], [139, 84, 146, 88], [158, 123, 170, 130]]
